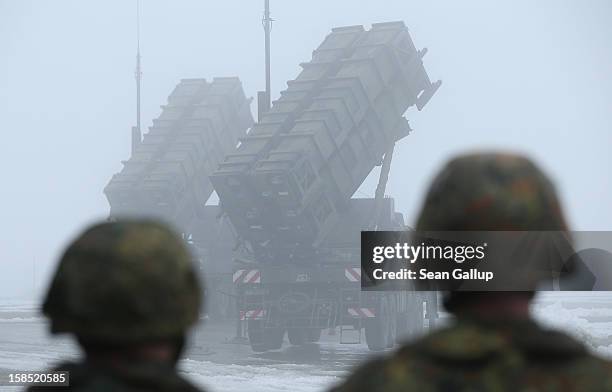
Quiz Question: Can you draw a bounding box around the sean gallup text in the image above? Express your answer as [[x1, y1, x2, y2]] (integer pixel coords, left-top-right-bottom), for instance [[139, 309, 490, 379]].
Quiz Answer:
[[372, 268, 494, 282]]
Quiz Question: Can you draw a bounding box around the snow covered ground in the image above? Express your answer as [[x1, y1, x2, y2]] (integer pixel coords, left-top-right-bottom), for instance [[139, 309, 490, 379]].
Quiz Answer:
[[532, 292, 612, 358], [1, 292, 612, 392], [183, 359, 345, 392]]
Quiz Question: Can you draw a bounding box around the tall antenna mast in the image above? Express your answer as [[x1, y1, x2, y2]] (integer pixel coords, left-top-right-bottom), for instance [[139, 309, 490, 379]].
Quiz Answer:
[[263, 0, 272, 110], [258, 0, 273, 120], [132, 0, 142, 154]]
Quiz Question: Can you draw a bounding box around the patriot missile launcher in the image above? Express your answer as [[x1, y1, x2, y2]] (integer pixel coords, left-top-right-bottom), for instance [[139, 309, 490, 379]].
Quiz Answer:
[[105, 77, 253, 230], [211, 22, 440, 261], [211, 22, 440, 351]]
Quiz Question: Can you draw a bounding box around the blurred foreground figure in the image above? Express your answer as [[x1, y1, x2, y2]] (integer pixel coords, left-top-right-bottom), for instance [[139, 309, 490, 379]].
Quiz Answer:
[[332, 153, 612, 391], [30, 220, 204, 391]]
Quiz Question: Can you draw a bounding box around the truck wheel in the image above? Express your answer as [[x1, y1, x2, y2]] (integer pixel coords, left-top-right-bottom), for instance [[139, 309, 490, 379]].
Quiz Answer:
[[267, 326, 285, 350], [396, 312, 410, 343], [248, 320, 268, 352], [425, 291, 439, 329], [386, 297, 397, 348], [288, 328, 306, 345], [248, 320, 285, 352], [407, 298, 425, 336], [307, 328, 322, 343], [365, 298, 389, 351]]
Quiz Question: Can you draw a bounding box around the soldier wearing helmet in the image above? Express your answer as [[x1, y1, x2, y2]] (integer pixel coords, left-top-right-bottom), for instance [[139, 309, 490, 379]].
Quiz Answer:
[[30, 220, 204, 391], [332, 152, 612, 391]]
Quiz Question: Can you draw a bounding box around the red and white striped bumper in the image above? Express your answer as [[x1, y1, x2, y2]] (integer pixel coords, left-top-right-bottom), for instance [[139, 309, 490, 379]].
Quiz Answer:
[[344, 267, 361, 282], [240, 309, 267, 320], [347, 307, 376, 318], [233, 269, 261, 284]]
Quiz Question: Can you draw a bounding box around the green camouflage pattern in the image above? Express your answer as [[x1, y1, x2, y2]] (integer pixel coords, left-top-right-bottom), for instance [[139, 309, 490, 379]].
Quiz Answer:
[[416, 153, 568, 231], [331, 317, 612, 392], [43, 220, 202, 342], [28, 360, 202, 391], [412, 153, 572, 291]]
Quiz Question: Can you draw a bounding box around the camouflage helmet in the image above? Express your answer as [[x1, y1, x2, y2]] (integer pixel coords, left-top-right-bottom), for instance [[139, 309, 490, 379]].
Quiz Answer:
[[416, 152, 567, 231], [413, 152, 571, 296], [43, 220, 202, 342]]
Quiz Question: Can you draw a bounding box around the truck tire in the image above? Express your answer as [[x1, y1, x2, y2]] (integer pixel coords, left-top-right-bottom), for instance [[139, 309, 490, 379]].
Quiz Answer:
[[307, 328, 322, 343], [425, 291, 439, 329], [407, 297, 425, 336], [288, 328, 306, 345], [288, 328, 322, 344], [386, 296, 397, 348], [396, 312, 410, 343], [365, 298, 389, 351], [248, 320, 269, 352], [248, 320, 285, 352], [396, 295, 425, 343], [408, 309, 425, 336], [267, 327, 285, 350]]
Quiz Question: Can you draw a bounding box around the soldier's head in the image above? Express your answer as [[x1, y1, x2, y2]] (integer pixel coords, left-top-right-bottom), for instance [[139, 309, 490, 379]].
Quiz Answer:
[[43, 220, 202, 363], [415, 152, 568, 315]]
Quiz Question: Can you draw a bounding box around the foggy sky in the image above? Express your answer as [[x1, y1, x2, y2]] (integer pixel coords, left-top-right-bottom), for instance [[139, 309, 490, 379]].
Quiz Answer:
[[1, 0, 611, 298]]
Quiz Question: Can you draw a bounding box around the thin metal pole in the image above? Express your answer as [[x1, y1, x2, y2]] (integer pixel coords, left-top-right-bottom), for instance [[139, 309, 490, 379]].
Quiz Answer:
[[263, 0, 272, 111], [133, 0, 142, 154]]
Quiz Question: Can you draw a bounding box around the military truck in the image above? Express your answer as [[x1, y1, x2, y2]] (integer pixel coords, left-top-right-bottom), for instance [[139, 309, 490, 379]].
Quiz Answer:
[[104, 77, 254, 320], [210, 22, 440, 351], [232, 197, 439, 351]]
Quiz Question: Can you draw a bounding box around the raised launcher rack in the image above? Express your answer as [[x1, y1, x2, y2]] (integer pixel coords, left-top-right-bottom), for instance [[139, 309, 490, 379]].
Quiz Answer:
[[211, 22, 440, 261], [105, 77, 254, 230]]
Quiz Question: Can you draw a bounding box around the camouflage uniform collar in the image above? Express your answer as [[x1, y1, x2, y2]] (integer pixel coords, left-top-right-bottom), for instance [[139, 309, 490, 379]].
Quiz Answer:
[[405, 316, 587, 363]]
